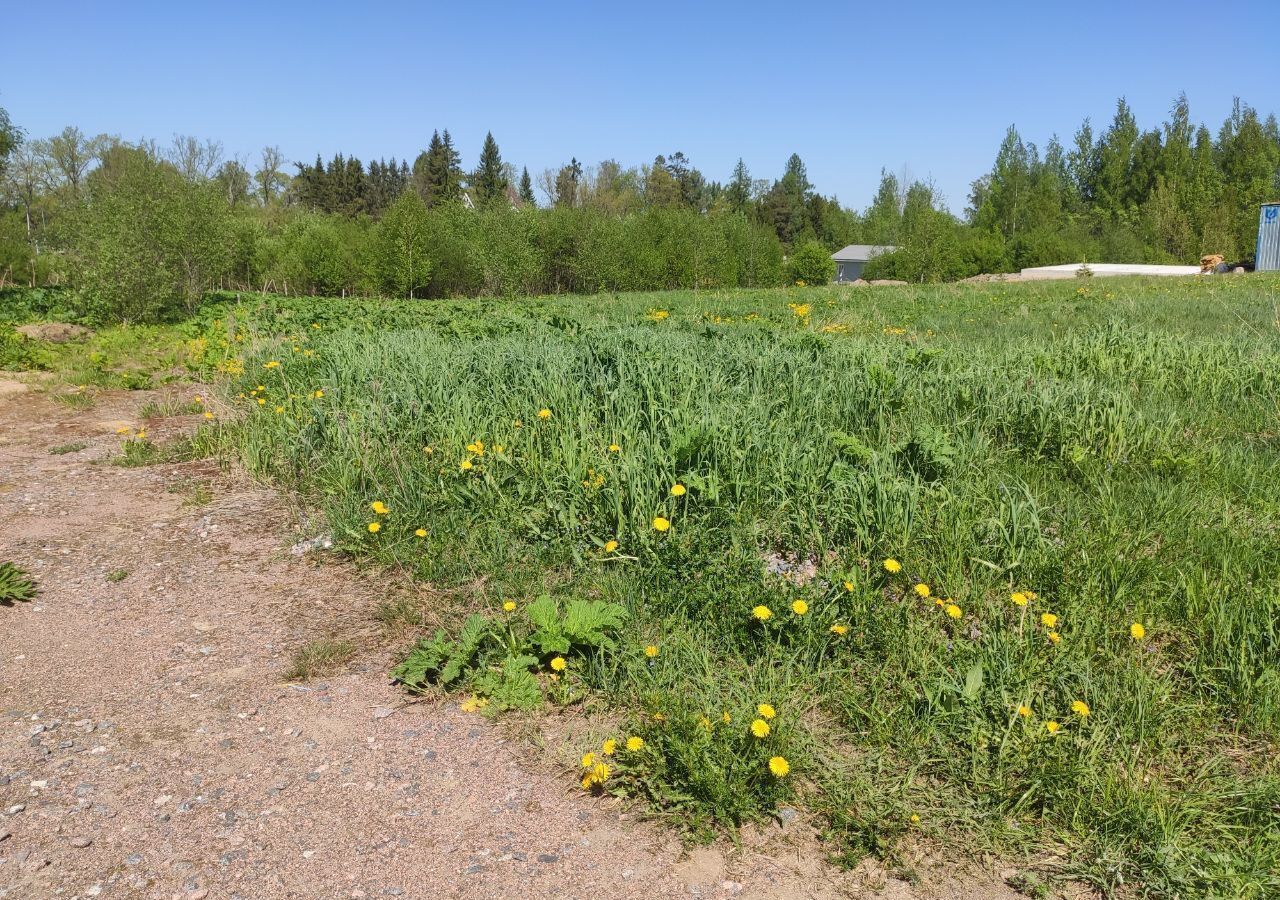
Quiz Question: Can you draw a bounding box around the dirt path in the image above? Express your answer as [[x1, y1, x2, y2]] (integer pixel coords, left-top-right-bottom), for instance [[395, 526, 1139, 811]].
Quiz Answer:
[[0, 382, 1020, 900]]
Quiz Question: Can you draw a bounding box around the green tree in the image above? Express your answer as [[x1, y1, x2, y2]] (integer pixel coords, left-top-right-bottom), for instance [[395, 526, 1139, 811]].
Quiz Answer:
[[472, 132, 508, 205], [0, 105, 21, 180], [726, 158, 751, 213], [518, 166, 535, 206], [369, 191, 433, 297], [73, 148, 231, 321], [787, 241, 835, 285]]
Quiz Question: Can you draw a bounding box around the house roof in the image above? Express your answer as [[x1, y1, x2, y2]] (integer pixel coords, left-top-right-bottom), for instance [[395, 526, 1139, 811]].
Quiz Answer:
[[831, 244, 896, 262]]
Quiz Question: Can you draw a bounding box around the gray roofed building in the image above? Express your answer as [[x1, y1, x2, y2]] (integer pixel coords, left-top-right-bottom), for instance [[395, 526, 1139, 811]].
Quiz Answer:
[[830, 244, 896, 283]]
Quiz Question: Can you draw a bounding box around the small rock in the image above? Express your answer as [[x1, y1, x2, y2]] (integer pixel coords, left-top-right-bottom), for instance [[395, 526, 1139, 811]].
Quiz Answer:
[[30, 779, 48, 789], [71, 835, 94, 848], [86, 886, 104, 897], [0, 829, 10, 842], [372, 707, 395, 720], [290, 534, 335, 556], [6, 803, 25, 815], [537, 853, 559, 863]]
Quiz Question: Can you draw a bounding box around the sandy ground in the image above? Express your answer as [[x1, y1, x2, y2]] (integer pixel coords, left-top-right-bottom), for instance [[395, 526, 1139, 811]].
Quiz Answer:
[[0, 381, 1024, 900]]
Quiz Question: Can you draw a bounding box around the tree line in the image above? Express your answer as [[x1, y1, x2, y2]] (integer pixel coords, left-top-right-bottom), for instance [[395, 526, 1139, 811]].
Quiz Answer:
[[0, 93, 1276, 321]]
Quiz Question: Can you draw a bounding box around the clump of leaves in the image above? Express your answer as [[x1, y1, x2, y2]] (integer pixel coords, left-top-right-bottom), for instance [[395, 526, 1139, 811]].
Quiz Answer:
[[0, 563, 37, 605], [392, 594, 626, 712], [106, 568, 129, 583]]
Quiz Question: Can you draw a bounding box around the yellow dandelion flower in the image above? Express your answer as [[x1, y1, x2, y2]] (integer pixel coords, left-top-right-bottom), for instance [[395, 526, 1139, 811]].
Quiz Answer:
[[313, 389, 324, 399], [601, 739, 617, 756], [944, 603, 962, 619], [914, 583, 931, 598], [537, 408, 552, 420], [1025, 590, 1038, 601], [1041, 613, 1058, 629], [550, 656, 567, 672], [698, 715, 712, 730], [830, 623, 849, 635], [670, 483, 686, 497], [843, 580, 854, 593], [580, 773, 596, 790], [1045, 721, 1061, 734], [1047, 631, 1062, 644], [791, 599, 809, 616], [1017, 704, 1033, 718], [1071, 700, 1091, 718], [625, 736, 644, 752], [752, 605, 772, 621], [370, 501, 389, 515], [757, 704, 776, 720], [193, 396, 203, 403], [768, 756, 790, 777], [414, 528, 427, 538], [910, 813, 920, 824], [257, 398, 266, 405], [1011, 592, 1028, 606], [367, 522, 381, 533], [883, 558, 902, 574], [592, 761, 610, 783], [721, 712, 731, 724], [274, 405, 284, 414], [459, 459, 474, 471], [263, 360, 280, 369], [503, 600, 517, 612], [651, 516, 671, 532], [1130, 622, 1146, 641], [581, 752, 596, 768], [604, 539, 619, 553], [608, 443, 621, 453], [644, 644, 659, 658], [203, 411, 214, 420], [750, 719, 770, 738]]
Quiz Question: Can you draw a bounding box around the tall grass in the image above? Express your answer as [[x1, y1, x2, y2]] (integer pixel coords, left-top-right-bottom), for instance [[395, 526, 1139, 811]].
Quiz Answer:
[[214, 275, 1280, 896]]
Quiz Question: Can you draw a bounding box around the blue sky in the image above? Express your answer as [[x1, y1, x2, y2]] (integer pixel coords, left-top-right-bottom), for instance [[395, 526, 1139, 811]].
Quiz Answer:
[[4, 0, 1277, 213]]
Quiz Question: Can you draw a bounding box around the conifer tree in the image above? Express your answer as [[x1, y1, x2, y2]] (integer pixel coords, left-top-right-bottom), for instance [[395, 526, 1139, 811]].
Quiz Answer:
[[518, 166, 535, 206], [473, 132, 508, 204]]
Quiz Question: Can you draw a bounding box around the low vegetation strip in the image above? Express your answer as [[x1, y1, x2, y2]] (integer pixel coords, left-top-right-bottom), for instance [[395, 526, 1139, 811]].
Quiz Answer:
[[8, 276, 1280, 896]]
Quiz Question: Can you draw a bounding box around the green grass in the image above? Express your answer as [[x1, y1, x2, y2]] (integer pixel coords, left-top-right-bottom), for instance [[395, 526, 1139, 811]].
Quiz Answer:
[[285, 638, 357, 680], [138, 392, 204, 418], [139, 276, 1280, 895], [49, 441, 89, 455]]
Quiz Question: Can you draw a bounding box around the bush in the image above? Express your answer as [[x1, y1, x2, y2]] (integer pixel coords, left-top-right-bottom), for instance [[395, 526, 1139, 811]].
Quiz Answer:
[[787, 241, 836, 285]]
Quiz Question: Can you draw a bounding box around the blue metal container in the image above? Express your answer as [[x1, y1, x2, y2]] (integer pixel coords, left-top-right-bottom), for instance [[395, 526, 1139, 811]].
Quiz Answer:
[[1258, 203, 1280, 272]]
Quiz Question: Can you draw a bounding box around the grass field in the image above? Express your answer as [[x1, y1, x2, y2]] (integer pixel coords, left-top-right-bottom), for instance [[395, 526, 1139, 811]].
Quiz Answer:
[[9, 276, 1280, 896]]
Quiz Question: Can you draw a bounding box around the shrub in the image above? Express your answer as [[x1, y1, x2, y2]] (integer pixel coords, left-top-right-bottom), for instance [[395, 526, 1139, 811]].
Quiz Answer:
[[787, 241, 836, 285]]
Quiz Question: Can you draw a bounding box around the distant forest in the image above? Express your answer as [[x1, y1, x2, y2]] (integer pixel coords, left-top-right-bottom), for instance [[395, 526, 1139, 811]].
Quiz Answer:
[[0, 93, 1277, 319]]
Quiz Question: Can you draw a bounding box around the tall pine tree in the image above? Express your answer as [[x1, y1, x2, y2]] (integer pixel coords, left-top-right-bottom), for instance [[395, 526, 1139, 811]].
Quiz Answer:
[[472, 132, 508, 205]]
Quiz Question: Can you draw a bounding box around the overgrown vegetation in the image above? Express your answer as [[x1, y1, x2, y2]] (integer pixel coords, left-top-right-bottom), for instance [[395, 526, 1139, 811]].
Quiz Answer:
[[3, 272, 1277, 893], [182, 275, 1280, 897]]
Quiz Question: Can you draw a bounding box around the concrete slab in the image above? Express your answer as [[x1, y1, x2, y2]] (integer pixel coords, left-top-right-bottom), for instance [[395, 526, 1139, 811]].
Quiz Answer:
[[1020, 263, 1202, 280]]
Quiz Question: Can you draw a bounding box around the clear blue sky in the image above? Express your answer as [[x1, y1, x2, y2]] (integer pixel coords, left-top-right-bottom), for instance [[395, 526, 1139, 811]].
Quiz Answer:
[[5, 0, 1277, 213]]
